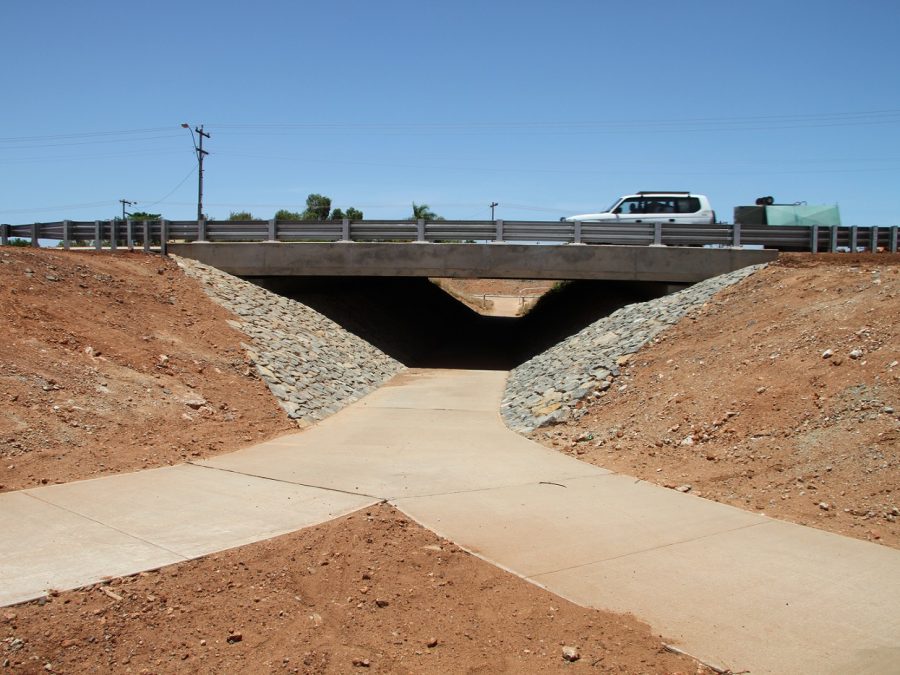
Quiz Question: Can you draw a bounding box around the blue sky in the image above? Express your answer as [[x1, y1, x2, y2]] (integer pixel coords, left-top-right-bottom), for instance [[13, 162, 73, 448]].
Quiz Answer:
[[2, 0, 898, 225]]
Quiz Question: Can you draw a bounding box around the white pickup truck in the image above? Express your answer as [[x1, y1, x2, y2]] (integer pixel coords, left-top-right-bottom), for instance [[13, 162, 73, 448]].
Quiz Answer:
[[562, 191, 716, 225]]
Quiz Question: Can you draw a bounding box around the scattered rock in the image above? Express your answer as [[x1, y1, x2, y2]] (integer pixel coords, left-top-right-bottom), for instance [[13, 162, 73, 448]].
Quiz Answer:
[[226, 633, 243, 644], [562, 645, 580, 662]]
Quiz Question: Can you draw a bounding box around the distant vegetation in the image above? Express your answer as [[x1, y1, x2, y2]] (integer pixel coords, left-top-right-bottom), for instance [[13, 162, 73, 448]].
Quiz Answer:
[[116, 195, 448, 223], [126, 211, 161, 221], [411, 202, 443, 221]]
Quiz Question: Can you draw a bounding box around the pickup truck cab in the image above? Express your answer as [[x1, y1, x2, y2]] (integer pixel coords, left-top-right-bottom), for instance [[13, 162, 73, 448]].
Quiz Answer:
[[563, 191, 716, 225]]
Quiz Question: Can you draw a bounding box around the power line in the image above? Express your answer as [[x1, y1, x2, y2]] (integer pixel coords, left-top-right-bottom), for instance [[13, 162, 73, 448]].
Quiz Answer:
[[140, 165, 198, 209], [0, 127, 179, 143]]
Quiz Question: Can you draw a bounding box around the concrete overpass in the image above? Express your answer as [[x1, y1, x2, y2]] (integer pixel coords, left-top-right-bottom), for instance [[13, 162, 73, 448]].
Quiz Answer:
[[169, 242, 777, 282]]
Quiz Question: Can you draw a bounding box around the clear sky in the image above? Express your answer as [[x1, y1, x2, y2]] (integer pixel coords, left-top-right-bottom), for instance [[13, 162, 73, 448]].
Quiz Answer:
[[2, 0, 898, 225]]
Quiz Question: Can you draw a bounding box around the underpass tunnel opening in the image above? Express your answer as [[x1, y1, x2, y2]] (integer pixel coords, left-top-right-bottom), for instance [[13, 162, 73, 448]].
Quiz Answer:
[[246, 277, 684, 370]]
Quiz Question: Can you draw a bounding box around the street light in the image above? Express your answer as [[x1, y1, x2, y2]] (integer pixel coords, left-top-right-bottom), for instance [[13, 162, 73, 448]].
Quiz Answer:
[[181, 123, 210, 221]]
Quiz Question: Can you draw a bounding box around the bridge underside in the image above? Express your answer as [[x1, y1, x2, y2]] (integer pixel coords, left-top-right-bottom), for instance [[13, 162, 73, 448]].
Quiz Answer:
[[170, 242, 777, 283]]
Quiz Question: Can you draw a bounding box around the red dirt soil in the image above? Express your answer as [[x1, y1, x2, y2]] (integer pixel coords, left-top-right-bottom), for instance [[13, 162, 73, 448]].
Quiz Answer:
[[0, 248, 294, 492], [535, 254, 900, 549], [2, 504, 704, 674]]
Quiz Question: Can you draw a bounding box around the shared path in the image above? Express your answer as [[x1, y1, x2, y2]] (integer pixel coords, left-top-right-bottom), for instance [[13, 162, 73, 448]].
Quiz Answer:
[[2, 369, 898, 673]]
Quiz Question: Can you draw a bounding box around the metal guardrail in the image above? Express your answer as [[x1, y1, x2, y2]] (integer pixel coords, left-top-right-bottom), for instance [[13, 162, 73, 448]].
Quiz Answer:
[[2, 219, 898, 254]]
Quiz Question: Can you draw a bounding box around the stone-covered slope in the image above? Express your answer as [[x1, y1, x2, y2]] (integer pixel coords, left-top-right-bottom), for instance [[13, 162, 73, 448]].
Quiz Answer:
[[176, 257, 403, 426], [501, 265, 766, 432]]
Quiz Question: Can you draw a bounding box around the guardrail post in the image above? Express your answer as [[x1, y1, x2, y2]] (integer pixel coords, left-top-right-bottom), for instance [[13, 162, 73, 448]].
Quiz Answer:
[[850, 226, 858, 252], [267, 218, 277, 242], [653, 221, 663, 246], [342, 218, 351, 242], [573, 220, 583, 244], [110, 220, 118, 251], [810, 224, 819, 253], [891, 226, 898, 253], [829, 226, 838, 252], [160, 219, 169, 256], [62, 220, 71, 250], [31, 223, 40, 247], [416, 219, 425, 242], [126, 219, 134, 251], [94, 221, 102, 250], [495, 219, 504, 243], [197, 217, 208, 243], [870, 226, 879, 253], [143, 221, 150, 252], [1, 223, 8, 246]]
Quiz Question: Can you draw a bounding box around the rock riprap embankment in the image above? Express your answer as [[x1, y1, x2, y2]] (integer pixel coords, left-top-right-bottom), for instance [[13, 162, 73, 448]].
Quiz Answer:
[[175, 257, 403, 425], [501, 265, 766, 433]]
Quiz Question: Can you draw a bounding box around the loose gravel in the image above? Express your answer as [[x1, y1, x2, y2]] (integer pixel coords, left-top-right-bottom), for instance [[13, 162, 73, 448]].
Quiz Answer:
[[175, 257, 403, 426], [501, 264, 767, 432]]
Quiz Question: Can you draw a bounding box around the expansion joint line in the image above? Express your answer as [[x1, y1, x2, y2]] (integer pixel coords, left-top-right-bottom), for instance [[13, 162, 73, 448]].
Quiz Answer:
[[22, 492, 189, 560], [186, 462, 383, 500]]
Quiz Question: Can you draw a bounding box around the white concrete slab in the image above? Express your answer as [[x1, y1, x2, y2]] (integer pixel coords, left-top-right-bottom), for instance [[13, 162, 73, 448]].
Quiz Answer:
[[200, 406, 608, 498], [360, 368, 507, 412], [393, 474, 766, 576], [532, 518, 900, 675], [26, 464, 376, 559], [394, 469, 900, 675], [0, 491, 182, 607]]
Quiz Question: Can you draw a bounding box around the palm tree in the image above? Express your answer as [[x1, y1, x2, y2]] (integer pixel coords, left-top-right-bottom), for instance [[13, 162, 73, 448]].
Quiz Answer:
[[411, 202, 439, 220]]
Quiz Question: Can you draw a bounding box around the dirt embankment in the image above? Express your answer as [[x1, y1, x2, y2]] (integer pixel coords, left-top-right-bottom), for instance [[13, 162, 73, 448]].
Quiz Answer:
[[2, 503, 704, 674], [535, 254, 900, 548], [0, 248, 294, 492]]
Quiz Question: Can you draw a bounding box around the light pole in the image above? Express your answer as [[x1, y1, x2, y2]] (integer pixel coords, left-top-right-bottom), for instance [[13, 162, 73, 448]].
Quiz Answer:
[[119, 199, 136, 221], [181, 123, 210, 220], [490, 202, 499, 220]]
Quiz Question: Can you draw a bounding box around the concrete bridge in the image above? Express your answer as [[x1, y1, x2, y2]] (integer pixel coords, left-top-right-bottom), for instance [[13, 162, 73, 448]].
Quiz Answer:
[[170, 241, 776, 283]]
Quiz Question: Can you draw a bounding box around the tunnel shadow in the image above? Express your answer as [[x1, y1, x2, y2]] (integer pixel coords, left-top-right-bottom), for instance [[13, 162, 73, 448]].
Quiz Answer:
[[247, 277, 681, 370]]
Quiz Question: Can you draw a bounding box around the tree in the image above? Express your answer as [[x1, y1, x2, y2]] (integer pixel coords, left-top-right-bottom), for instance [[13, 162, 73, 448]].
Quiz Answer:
[[302, 193, 332, 221], [330, 207, 364, 221], [229, 211, 255, 220], [127, 211, 161, 220], [411, 202, 442, 221], [274, 209, 303, 221]]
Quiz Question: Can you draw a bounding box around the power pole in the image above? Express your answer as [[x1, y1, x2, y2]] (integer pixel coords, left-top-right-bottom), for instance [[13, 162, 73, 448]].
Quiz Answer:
[[119, 199, 136, 221], [182, 123, 210, 220], [194, 125, 210, 221], [490, 202, 499, 220]]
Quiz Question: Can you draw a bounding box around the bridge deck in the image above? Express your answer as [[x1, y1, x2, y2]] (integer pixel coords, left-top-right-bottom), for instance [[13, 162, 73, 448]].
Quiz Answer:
[[169, 242, 778, 282]]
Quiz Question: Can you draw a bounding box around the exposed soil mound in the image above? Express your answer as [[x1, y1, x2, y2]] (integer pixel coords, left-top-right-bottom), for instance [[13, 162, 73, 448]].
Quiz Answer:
[[1, 504, 704, 674], [0, 248, 293, 492], [535, 253, 900, 548]]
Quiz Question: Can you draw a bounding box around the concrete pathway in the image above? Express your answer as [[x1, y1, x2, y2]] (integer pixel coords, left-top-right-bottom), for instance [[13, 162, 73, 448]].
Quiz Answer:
[[2, 369, 899, 674]]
